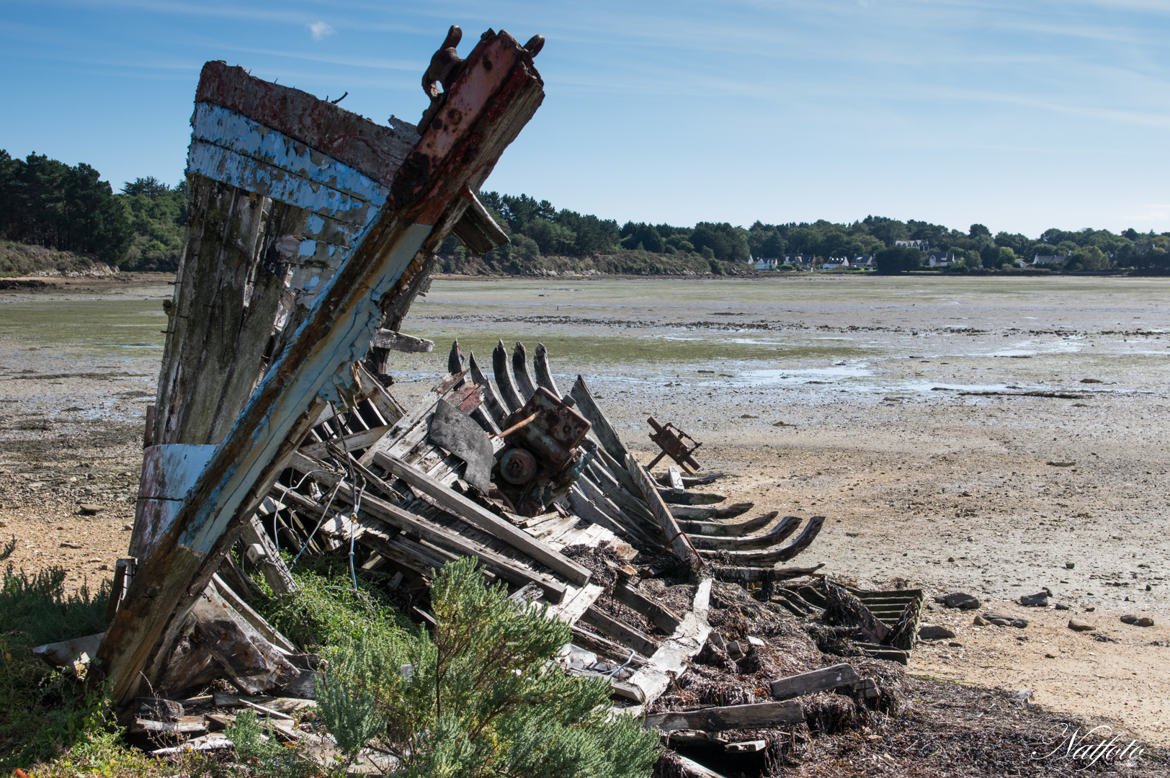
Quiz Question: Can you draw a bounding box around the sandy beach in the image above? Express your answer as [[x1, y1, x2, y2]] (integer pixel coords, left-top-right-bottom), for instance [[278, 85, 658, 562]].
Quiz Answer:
[[1, 273, 1167, 752]]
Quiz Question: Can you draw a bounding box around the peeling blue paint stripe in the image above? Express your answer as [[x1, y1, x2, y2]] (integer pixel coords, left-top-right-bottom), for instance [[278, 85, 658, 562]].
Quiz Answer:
[[190, 103, 390, 205], [188, 140, 377, 223]]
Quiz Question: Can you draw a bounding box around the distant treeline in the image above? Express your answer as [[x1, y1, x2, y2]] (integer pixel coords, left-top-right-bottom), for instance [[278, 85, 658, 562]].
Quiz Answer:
[[438, 192, 1170, 275], [0, 150, 185, 273], [3, 149, 1170, 276]]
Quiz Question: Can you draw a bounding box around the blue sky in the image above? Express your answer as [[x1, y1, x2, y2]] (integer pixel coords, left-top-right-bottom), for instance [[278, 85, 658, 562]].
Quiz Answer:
[[2, 0, 1168, 237]]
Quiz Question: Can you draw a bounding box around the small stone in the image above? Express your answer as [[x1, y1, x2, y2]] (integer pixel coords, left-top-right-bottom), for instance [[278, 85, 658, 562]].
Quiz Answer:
[[59, 541, 82, 549], [1045, 653, 1057, 659], [1068, 619, 1094, 632], [1065, 561, 1075, 569], [78, 504, 101, 516], [947, 557, 955, 563], [1136, 617, 1155, 628], [973, 615, 989, 626], [918, 625, 957, 641], [938, 592, 980, 610], [122, 523, 133, 531], [1019, 592, 1049, 607], [1121, 614, 1139, 625], [1054, 603, 1070, 611]]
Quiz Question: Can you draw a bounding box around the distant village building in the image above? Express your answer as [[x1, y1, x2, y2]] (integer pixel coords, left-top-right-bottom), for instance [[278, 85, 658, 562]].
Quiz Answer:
[[752, 256, 782, 271], [820, 257, 850, 270], [895, 239, 929, 250], [853, 255, 875, 269], [1031, 254, 1066, 267], [927, 250, 957, 268]]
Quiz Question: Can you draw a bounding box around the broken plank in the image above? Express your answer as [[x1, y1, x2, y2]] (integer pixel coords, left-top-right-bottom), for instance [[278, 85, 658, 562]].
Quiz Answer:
[[768, 663, 861, 701], [625, 578, 712, 711], [644, 700, 804, 732]]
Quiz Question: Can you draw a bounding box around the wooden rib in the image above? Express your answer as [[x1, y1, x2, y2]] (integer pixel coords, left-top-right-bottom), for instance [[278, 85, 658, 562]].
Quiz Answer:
[[468, 353, 508, 426], [696, 515, 825, 564], [676, 510, 779, 538], [686, 514, 798, 551], [447, 340, 464, 375], [493, 340, 524, 412], [658, 488, 727, 506], [671, 502, 754, 521], [511, 342, 537, 401], [533, 342, 561, 397]]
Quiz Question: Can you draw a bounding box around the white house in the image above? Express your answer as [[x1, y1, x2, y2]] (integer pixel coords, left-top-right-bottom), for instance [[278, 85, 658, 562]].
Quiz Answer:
[[1032, 254, 1066, 267]]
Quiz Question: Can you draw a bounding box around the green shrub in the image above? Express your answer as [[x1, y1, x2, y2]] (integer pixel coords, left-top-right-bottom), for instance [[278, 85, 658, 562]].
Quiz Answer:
[[320, 557, 660, 777]]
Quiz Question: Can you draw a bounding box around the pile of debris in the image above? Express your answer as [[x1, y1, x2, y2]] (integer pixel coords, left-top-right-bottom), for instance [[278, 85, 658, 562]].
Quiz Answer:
[[32, 26, 926, 777]]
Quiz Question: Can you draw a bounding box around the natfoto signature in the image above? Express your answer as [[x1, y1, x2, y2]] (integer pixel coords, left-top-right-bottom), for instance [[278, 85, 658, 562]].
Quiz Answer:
[[1032, 724, 1145, 768]]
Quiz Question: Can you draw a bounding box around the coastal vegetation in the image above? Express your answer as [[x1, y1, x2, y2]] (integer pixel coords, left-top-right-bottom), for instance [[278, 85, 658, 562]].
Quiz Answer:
[[2, 149, 1169, 276]]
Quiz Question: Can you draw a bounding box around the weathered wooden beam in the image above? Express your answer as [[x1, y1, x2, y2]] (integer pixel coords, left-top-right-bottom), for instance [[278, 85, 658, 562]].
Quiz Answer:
[[99, 31, 546, 709], [768, 663, 860, 701], [645, 700, 804, 732]]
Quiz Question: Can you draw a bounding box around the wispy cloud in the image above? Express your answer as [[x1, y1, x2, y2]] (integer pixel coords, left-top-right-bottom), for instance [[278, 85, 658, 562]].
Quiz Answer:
[[308, 20, 334, 40]]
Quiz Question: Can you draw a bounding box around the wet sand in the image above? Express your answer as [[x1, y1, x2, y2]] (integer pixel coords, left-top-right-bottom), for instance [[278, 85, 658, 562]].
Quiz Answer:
[[1, 273, 1168, 747]]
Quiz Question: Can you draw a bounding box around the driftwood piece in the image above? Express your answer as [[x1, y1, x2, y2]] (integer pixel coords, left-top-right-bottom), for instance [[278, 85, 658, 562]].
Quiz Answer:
[[645, 700, 804, 732], [768, 663, 860, 700], [100, 32, 546, 708], [569, 375, 629, 465]]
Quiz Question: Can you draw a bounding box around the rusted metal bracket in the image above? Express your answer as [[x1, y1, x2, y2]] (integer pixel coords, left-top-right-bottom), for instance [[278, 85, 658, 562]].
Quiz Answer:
[[647, 416, 702, 473]]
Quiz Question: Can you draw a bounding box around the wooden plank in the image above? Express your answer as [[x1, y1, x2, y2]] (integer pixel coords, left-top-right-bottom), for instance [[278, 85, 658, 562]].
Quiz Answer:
[[99, 30, 547, 708], [666, 466, 685, 491], [452, 190, 509, 254], [625, 578, 712, 710], [580, 605, 659, 658], [375, 452, 591, 587], [645, 700, 804, 732], [547, 582, 605, 626], [612, 580, 682, 634], [768, 663, 861, 701], [626, 452, 701, 570]]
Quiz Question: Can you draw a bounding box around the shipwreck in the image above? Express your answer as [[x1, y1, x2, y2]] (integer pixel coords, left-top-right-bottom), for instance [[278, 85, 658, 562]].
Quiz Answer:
[[32, 26, 928, 776]]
